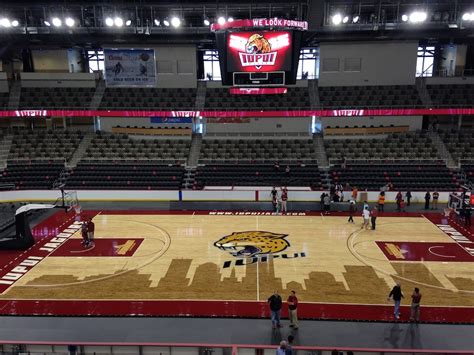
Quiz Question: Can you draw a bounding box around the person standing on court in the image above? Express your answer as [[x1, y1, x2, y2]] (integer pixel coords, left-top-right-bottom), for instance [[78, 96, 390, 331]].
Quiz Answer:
[[388, 282, 404, 320], [410, 287, 422, 322], [361, 206, 370, 230], [465, 206, 472, 227], [378, 191, 385, 212], [432, 191, 439, 210], [348, 200, 356, 223], [406, 190, 412, 206], [424, 191, 431, 210], [395, 191, 403, 211], [281, 187, 288, 214], [287, 290, 299, 329], [352, 186, 358, 202], [323, 193, 331, 215], [276, 341, 287, 355], [286, 335, 294, 355], [268, 291, 283, 329], [87, 218, 95, 244], [370, 206, 378, 230]]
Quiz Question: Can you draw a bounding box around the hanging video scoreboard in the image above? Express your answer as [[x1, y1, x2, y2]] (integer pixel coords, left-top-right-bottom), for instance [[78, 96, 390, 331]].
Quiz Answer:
[[212, 18, 307, 86]]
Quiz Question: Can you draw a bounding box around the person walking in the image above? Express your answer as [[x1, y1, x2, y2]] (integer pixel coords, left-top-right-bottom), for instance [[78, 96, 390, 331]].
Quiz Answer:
[[287, 290, 299, 329], [424, 191, 431, 210], [361, 206, 370, 230], [348, 200, 356, 223], [432, 191, 439, 210], [268, 291, 283, 329], [388, 283, 404, 320], [370, 206, 378, 230], [395, 191, 403, 212], [323, 193, 331, 215], [378, 191, 385, 212], [406, 190, 412, 206], [410, 287, 422, 322]]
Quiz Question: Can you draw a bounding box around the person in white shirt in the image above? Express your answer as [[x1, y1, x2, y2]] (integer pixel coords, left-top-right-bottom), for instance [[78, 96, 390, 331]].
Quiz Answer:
[[361, 206, 370, 230]]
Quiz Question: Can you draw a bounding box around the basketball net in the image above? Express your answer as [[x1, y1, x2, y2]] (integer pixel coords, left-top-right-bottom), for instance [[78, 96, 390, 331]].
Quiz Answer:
[[63, 191, 81, 214]]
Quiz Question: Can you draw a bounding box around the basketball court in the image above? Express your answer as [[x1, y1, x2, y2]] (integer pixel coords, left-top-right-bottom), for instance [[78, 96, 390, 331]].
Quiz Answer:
[[0, 208, 472, 323]]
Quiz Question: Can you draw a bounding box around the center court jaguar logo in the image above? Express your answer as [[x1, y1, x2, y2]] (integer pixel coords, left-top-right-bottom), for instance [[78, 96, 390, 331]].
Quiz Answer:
[[214, 231, 305, 268], [239, 34, 277, 69]]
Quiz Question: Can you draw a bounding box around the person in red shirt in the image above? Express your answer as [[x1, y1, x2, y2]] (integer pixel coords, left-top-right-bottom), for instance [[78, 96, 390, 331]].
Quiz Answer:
[[410, 287, 422, 322], [370, 206, 378, 230], [287, 290, 299, 329], [400, 199, 406, 212], [395, 191, 403, 211]]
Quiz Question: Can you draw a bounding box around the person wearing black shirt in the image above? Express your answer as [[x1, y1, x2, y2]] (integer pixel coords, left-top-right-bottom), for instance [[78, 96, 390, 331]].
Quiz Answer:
[[268, 290, 283, 329], [388, 283, 404, 320]]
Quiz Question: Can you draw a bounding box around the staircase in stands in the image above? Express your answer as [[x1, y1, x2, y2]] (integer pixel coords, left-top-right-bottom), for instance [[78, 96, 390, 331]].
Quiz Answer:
[[195, 81, 207, 110], [0, 133, 13, 169], [89, 80, 106, 110], [313, 133, 329, 168], [415, 77, 433, 107], [308, 79, 321, 109], [427, 129, 457, 168], [7, 79, 21, 110], [66, 131, 95, 168], [187, 133, 202, 167]]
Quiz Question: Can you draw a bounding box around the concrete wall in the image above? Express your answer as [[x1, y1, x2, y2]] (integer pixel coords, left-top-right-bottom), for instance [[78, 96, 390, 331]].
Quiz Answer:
[[0, 189, 452, 203], [0, 72, 8, 93], [206, 117, 312, 134], [20, 73, 96, 88], [32, 50, 69, 73], [322, 115, 423, 131], [318, 41, 418, 86], [425, 76, 474, 85]]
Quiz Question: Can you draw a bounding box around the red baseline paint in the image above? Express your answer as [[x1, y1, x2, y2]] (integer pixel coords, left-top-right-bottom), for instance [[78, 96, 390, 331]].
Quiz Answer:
[[51, 238, 144, 257], [376, 241, 473, 262]]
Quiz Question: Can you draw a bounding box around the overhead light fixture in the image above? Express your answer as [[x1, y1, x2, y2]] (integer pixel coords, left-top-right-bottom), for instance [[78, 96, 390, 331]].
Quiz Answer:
[[203, 18, 210, 26], [65, 17, 75, 27], [448, 23, 458, 28], [401, 14, 408, 22], [228, 17, 234, 22], [125, 19, 132, 26], [163, 18, 170, 27], [105, 17, 114, 27], [342, 16, 349, 24], [44, 20, 51, 27], [409, 11, 427, 23], [352, 15, 359, 23], [462, 12, 473, 21], [114, 17, 124, 27], [170, 16, 181, 28], [153, 19, 160, 26], [0, 18, 11, 28], [11, 19, 19, 27], [331, 14, 342, 25], [52, 17, 62, 27], [217, 16, 226, 25]]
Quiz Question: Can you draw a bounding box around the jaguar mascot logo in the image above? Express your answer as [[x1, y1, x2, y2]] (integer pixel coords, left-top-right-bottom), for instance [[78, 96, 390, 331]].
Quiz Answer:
[[246, 34, 272, 54], [239, 34, 277, 70], [214, 231, 289, 258]]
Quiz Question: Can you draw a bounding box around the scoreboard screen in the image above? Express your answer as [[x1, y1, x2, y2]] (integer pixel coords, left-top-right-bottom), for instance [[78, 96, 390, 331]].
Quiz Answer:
[[226, 31, 293, 72]]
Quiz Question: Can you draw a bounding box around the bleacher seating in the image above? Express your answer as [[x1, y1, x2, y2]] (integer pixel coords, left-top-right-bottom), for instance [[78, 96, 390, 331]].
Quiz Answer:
[[438, 129, 474, 163], [0, 92, 9, 109], [112, 126, 192, 136], [195, 164, 322, 188], [204, 87, 310, 110], [0, 161, 64, 190], [463, 165, 474, 184], [65, 161, 185, 190], [19, 87, 95, 109], [85, 133, 191, 163], [318, 85, 422, 108], [324, 131, 439, 162], [99, 88, 196, 109], [427, 85, 474, 107], [331, 162, 458, 191], [200, 138, 316, 163], [9, 129, 84, 161]]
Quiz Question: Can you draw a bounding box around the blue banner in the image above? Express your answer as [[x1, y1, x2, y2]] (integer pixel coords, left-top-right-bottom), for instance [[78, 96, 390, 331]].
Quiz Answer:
[[151, 117, 193, 124], [104, 49, 156, 87]]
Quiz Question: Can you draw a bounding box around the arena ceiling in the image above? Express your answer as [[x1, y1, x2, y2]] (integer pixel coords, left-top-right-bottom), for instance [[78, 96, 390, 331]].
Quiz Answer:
[[0, 0, 473, 50]]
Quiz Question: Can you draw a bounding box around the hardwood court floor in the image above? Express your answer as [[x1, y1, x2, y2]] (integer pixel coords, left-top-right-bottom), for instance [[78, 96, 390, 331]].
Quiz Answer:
[[1, 211, 473, 313]]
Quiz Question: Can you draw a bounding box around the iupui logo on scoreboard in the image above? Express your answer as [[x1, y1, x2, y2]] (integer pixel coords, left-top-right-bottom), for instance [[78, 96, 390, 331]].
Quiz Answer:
[[239, 34, 277, 70], [14, 110, 48, 117]]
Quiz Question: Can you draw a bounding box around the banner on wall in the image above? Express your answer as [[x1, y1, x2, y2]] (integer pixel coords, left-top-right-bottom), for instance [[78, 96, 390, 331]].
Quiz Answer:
[[104, 49, 156, 87], [150, 117, 193, 124]]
